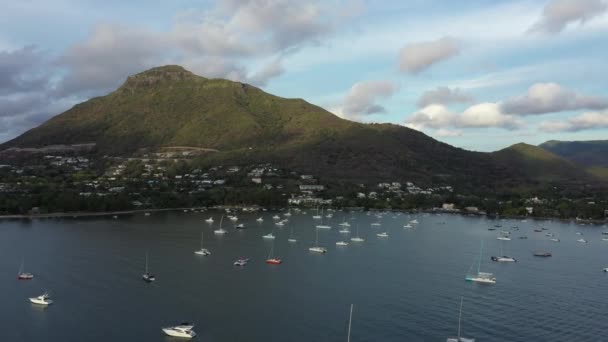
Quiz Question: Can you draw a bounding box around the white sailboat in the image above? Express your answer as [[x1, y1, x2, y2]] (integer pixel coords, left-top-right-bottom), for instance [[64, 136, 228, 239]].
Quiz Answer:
[[288, 224, 297, 243], [214, 215, 227, 234], [350, 225, 365, 242], [316, 208, 331, 229], [312, 207, 322, 220], [194, 232, 211, 256], [446, 297, 475, 342], [142, 252, 156, 282], [17, 258, 34, 280], [309, 227, 327, 253], [465, 241, 496, 284]]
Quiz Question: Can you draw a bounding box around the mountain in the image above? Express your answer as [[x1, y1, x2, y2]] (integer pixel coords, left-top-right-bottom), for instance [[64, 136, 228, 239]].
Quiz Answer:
[[539, 140, 608, 167], [1, 66, 604, 192]]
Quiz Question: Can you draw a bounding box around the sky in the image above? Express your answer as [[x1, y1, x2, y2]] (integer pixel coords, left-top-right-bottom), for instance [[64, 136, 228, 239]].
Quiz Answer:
[[1, 0, 608, 151]]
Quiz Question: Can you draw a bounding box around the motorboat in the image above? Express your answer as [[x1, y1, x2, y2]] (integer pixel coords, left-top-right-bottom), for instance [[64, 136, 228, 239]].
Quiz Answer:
[[336, 241, 349, 246], [549, 238, 560, 242], [377, 232, 389, 238], [256, 217, 264, 222], [491, 256, 516, 262], [410, 219, 419, 224], [533, 252, 552, 257], [229, 215, 238, 221], [235, 223, 245, 229], [316, 225, 331, 229], [370, 222, 381, 226], [233, 258, 250, 266], [577, 238, 588, 243], [29, 292, 53, 305], [276, 221, 285, 226], [496, 236, 511, 241], [339, 228, 351, 234], [162, 323, 196, 338], [403, 224, 413, 229], [350, 237, 365, 242], [205, 217, 214, 223], [262, 233, 275, 239], [309, 246, 328, 253], [272, 215, 280, 220]]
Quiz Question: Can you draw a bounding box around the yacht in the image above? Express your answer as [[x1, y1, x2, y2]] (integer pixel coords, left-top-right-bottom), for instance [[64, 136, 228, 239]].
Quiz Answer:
[[496, 236, 511, 241], [214, 215, 227, 235], [205, 217, 214, 223], [17, 259, 34, 280], [403, 224, 413, 229], [336, 241, 349, 246], [577, 238, 588, 243], [235, 223, 245, 229], [194, 232, 211, 256], [142, 252, 156, 283], [446, 297, 475, 342], [377, 232, 389, 238], [350, 225, 365, 242], [29, 292, 53, 306], [549, 238, 560, 242], [465, 241, 496, 284], [162, 323, 196, 339], [233, 258, 250, 266]]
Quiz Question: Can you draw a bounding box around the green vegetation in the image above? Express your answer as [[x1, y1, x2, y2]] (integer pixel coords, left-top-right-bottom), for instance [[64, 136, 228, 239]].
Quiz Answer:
[[540, 140, 608, 167]]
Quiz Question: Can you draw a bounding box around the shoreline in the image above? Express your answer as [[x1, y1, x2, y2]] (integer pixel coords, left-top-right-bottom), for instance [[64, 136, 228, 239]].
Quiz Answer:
[[0, 206, 606, 225]]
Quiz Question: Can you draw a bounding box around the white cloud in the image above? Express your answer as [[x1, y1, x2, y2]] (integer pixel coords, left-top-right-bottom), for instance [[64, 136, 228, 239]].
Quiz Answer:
[[436, 128, 463, 137], [338, 80, 398, 118], [529, 0, 608, 34], [501, 82, 608, 115], [406, 102, 523, 131], [539, 109, 608, 132], [416, 86, 472, 108], [398, 37, 461, 74]]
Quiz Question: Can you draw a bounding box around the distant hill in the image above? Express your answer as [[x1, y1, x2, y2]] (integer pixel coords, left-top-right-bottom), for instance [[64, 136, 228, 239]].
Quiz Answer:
[[1, 65, 604, 192], [539, 140, 608, 167]]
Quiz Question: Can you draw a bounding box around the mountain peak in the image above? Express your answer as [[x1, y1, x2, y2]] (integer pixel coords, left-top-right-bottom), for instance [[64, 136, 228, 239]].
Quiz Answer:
[[120, 65, 200, 91]]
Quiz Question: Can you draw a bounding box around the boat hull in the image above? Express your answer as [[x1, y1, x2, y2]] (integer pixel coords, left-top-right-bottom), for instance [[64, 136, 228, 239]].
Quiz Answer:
[[162, 328, 196, 338]]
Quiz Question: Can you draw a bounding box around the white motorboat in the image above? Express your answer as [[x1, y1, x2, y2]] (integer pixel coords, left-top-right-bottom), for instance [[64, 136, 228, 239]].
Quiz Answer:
[[339, 228, 351, 234], [256, 217, 264, 222], [162, 323, 196, 338], [233, 258, 250, 266], [377, 232, 389, 238], [235, 223, 245, 229], [194, 232, 211, 256], [288, 238, 297, 243], [496, 236, 511, 241], [370, 222, 381, 226], [491, 256, 516, 262], [336, 241, 349, 246], [29, 292, 53, 305], [262, 233, 276, 239], [549, 238, 560, 242], [276, 221, 285, 226], [403, 224, 413, 228], [316, 225, 331, 229], [205, 217, 214, 223], [410, 219, 419, 224], [284, 211, 292, 217], [272, 215, 280, 220], [577, 238, 588, 243], [446, 297, 475, 342], [229, 215, 238, 221]]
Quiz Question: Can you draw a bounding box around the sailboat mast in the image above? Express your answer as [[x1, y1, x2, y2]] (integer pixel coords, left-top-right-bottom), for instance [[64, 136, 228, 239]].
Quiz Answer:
[[347, 304, 353, 342], [315, 227, 319, 246], [478, 241, 483, 273], [457, 297, 463, 338], [201, 232, 204, 249], [145, 252, 148, 273]]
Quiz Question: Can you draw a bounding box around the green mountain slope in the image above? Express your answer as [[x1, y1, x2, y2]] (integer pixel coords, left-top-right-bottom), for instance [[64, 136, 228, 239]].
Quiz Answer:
[[539, 140, 608, 167], [1, 66, 604, 192]]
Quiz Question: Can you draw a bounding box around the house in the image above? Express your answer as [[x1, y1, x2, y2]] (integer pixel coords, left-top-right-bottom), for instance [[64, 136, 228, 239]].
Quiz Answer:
[[464, 206, 479, 213], [442, 203, 455, 210]]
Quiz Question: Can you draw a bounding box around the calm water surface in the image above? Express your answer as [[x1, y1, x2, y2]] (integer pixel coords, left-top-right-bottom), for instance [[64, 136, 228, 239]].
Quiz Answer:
[[1, 210, 607, 341]]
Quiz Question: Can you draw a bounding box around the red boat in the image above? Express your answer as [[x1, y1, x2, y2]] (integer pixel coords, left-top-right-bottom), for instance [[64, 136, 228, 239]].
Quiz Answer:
[[265, 258, 282, 265]]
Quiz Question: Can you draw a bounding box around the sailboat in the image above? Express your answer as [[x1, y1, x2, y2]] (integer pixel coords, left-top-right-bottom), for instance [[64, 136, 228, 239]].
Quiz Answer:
[[309, 227, 327, 253], [142, 252, 156, 282], [265, 241, 282, 264], [350, 224, 365, 242], [288, 224, 297, 243], [316, 208, 331, 229], [205, 217, 214, 223], [312, 207, 322, 220], [490, 240, 516, 262], [17, 259, 34, 280], [214, 215, 227, 234], [194, 232, 211, 256], [339, 216, 351, 227], [465, 241, 496, 284], [446, 297, 475, 342]]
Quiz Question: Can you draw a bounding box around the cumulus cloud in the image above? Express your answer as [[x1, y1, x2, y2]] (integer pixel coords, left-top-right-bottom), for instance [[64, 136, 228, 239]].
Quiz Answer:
[[0, 46, 50, 95], [501, 82, 608, 115], [340, 80, 398, 117], [406, 102, 523, 131], [539, 109, 608, 132], [416, 86, 472, 108], [529, 0, 608, 34], [398, 37, 461, 74], [248, 59, 285, 87]]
